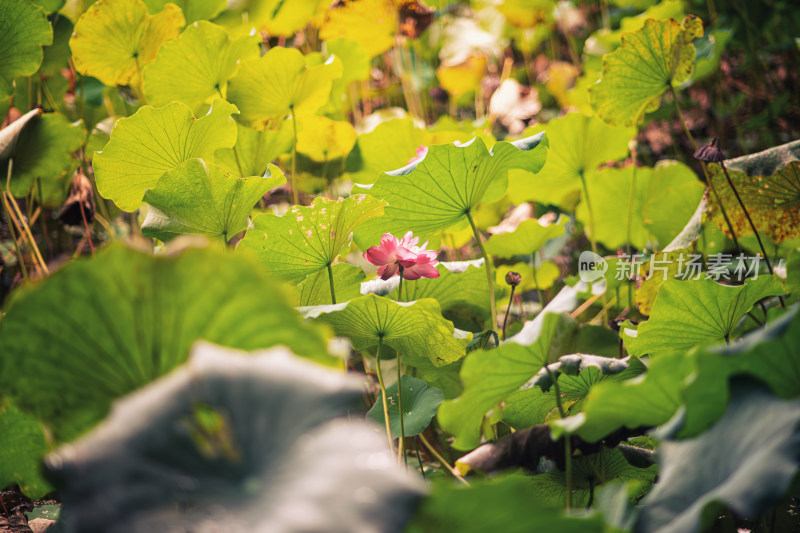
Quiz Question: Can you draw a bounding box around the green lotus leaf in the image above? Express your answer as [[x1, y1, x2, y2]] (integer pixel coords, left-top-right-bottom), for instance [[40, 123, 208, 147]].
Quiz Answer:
[[215, 120, 293, 178], [367, 375, 445, 438], [0, 0, 52, 98], [245, 0, 328, 37], [142, 0, 225, 23], [227, 46, 343, 128], [47, 341, 423, 532], [504, 361, 644, 430], [589, 15, 703, 127], [635, 381, 800, 533], [40, 15, 73, 75], [326, 38, 370, 84], [297, 115, 358, 162], [527, 447, 657, 508], [634, 249, 689, 316], [0, 399, 52, 499], [679, 305, 800, 438], [485, 215, 568, 257], [292, 263, 365, 307], [1, 112, 85, 201], [577, 161, 705, 249], [142, 21, 259, 110], [32, 0, 64, 13], [319, 0, 396, 58], [70, 0, 185, 87], [622, 276, 784, 356], [0, 243, 330, 442], [438, 312, 578, 450], [361, 260, 491, 331], [507, 114, 634, 209], [238, 195, 386, 284], [406, 474, 605, 533], [0, 108, 41, 159], [353, 133, 548, 249], [93, 98, 238, 211], [531, 354, 632, 392], [141, 159, 284, 242], [554, 351, 692, 442], [300, 294, 471, 368], [707, 140, 800, 243]]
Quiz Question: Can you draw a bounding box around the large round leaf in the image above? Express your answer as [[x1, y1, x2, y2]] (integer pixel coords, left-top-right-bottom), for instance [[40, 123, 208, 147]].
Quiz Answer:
[[635, 381, 800, 533], [70, 0, 185, 87], [93, 99, 238, 211], [292, 263, 366, 307], [47, 342, 424, 533], [0, 243, 330, 442], [577, 161, 705, 249], [245, 0, 328, 36], [142, 21, 260, 110], [141, 159, 285, 242], [319, 0, 396, 58], [508, 114, 635, 209], [0, 0, 52, 98], [589, 15, 703, 127], [352, 133, 548, 249], [707, 140, 800, 243], [297, 115, 358, 162], [485, 215, 568, 257], [622, 276, 785, 356], [367, 375, 445, 438], [437, 312, 577, 450], [301, 294, 471, 368], [239, 195, 385, 283], [227, 46, 342, 128], [1, 113, 85, 200]]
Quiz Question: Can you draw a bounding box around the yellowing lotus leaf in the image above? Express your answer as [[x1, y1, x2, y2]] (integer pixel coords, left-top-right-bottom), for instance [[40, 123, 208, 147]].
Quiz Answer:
[[70, 0, 185, 88], [319, 0, 397, 59], [589, 15, 702, 127]]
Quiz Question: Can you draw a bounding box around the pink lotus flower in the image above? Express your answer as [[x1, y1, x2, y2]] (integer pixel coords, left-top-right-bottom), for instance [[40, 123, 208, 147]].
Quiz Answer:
[[363, 231, 440, 280]]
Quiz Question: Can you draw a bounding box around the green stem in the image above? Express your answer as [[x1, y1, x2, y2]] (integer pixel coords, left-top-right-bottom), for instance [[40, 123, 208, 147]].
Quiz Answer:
[[502, 285, 515, 341], [396, 351, 407, 468], [327, 263, 337, 304], [290, 108, 299, 205], [532, 252, 547, 309], [221, 232, 228, 249], [545, 364, 572, 509], [217, 87, 245, 179], [413, 438, 427, 480], [418, 434, 469, 486], [579, 170, 608, 325], [1, 160, 27, 281], [466, 209, 497, 331], [374, 337, 394, 453], [397, 268, 404, 303]]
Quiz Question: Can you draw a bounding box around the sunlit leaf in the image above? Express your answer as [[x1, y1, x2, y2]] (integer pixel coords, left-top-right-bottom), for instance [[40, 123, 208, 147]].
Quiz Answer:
[[496, 261, 560, 293], [485, 215, 568, 257], [367, 375, 444, 438], [246, 0, 328, 37], [239, 195, 386, 283], [141, 159, 284, 242], [353, 133, 548, 249], [142, 21, 260, 111], [319, 0, 397, 58], [622, 276, 784, 356], [70, 0, 185, 87], [142, 0, 225, 24], [215, 120, 293, 178], [301, 294, 471, 367], [707, 140, 800, 243], [589, 15, 703, 126], [0, 243, 330, 442], [227, 46, 342, 128], [93, 99, 238, 211], [326, 38, 370, 84], [578, 161, 705, 249], [297, 115, 358, 162], [292, 263, 365, 306], [438, 312, 577, 450], [0, 0, 52, 98], [508, 114, 634, 209], [436, 55, 487, 99], [47, 342, 423, 532]]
